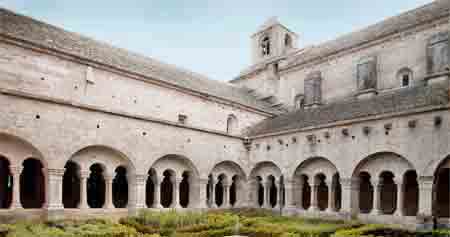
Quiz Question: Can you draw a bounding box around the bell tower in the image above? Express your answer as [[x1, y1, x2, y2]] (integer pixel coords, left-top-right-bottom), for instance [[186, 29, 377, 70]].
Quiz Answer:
[[251, 17, 298, 64]]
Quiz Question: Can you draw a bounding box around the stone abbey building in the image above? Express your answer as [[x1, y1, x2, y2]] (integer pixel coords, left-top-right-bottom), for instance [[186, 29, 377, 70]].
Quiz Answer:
[[0, 0, 449, 228]]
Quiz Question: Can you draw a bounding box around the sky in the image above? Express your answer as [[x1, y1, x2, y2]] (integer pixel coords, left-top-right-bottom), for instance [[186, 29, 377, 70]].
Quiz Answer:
[[0, 0, 434, 81]]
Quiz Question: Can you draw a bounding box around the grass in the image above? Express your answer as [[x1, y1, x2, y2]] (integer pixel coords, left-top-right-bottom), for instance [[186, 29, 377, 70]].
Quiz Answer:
[[0, 209, 449, 237]]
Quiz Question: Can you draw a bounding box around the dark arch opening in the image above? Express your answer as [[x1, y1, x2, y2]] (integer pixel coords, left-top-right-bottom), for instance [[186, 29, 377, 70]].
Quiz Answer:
[[332, 173, 342, 211], [20, 158, 45, 208], [215, 175, 225, 207], [0, 157, 12, 209], [62, 161, 80, 208], [87, 163, 105, 208], [359, 172, 373, 213], [433, 167, 450, 218], [301, 175, 311, 210], [379, 171, 396, 215], [146, 170, 155, 208], [269, 176, 277, 208], [257, 176, 264, 207], [160, 170, 173, 208], [403, 170, 418, 216], [112, 166, 128, 208], [316, 174, 328, 211], [230, 175, 237, 207], [179, 172, 190, 208]]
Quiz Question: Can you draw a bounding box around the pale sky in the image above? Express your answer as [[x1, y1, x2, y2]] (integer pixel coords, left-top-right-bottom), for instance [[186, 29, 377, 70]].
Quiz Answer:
[[0, 0, 434, 81]]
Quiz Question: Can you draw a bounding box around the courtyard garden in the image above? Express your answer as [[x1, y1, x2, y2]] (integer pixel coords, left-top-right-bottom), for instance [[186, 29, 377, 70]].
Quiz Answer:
[[0, 209, 449, 237]]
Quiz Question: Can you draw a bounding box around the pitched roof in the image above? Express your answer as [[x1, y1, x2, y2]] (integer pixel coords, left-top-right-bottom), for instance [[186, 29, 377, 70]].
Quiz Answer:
[[246, 85, 449, 136], [0, 8, 282, 115], [237, 0, 450, 79]]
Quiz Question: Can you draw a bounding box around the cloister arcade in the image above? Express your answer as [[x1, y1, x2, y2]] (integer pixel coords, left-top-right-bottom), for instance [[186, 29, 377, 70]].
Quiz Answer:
[[0, 133, 448, 225]]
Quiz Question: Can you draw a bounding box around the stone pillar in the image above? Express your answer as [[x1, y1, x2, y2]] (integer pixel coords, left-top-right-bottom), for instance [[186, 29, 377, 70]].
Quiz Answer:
[[250, 179, 259, 208], [222, 182, 230, 208], [371, 178, 382, 215], [47, 168, 65, 210], [104, 174, 114, 209], [263, 180, 271, 208], [340, 177, 358, 215], [10, 166, 22, 209], [135, 174, 147, 209], [394, 178, 403, 216], [417, 176, 433, 217], [283, 179, 295, 209], [275, 180, 283, 209], [153, 178, 162, 208], [210, 177, 217, 208], [79, 171, 89, 209], [171, 176, 181, 208], [326, 181, 334, 212], [310, 184, 319, 211], [297, 180, 304, 211], [197, 178, 208, 209]]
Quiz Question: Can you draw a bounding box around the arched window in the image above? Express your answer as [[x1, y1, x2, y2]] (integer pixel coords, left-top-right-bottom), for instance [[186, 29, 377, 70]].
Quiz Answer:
[[294, 94, 305, 110], [261, 36, 271, 56], [397, 68, 413, 88], [226, 115, 238, 134]]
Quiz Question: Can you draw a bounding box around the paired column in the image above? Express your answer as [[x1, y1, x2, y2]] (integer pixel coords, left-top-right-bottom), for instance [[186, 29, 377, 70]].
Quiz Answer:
[[153, 177, 162, 208], [371, 178, 382, 215], [79, 171, 89, 209], [310, 183, 319, 211], [171, 176, 181, 208], [275, 180, 283, 209], [10, 166, 22, 209], [47, 168, 65, 210], [209, 177, 217, 208], [297, 180, 304, 211], [104, 174, 114, 209], [326, 181, 335, 212], [222, 181, 230, 208], [394, 178, 403, 216], [263, 180, 271, 208]]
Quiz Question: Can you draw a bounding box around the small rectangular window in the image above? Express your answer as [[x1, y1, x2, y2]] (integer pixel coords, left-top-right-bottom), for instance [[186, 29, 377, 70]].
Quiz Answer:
[[402, 75, 410, 87]]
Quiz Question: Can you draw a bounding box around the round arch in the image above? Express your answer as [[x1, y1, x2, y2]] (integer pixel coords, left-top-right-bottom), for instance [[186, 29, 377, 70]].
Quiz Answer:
[[293, 157, 338, 181], [0, 133, 46, 168], [432, 155, 450, 217], [352, 152, 415, 179], [150, 154, 200, 208]]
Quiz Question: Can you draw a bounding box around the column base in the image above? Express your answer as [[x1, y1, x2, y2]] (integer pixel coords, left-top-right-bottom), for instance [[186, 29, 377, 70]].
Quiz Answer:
[[153, 204, 163, 209], [370, 209, 382, 215]]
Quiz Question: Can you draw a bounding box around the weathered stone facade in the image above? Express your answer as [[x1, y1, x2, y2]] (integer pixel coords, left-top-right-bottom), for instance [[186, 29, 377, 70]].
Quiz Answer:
[[0, 0, 449, 229]]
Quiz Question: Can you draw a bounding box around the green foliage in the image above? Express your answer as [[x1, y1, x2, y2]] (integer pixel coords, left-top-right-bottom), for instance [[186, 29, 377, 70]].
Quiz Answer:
[[332, 224, 417, 237]]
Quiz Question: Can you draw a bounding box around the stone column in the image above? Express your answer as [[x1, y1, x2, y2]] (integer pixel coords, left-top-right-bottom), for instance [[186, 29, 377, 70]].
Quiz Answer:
[[340, 177, 358, 215], [171, 176, 181, 208], [10, 166, 22, 209], [417, 176, 433, 217], [135, 174, 147, 209], [250, 179, 259, 208], [47, 168, 65, 210], [222, 182, 230, 208], [297, 180, 304, 211], [394, 178, 403, 216], [197, 178, 208, 209], [310, 184, 319, 211], [326, 181, 334, 212], [79, 170, 89, 209], [275, 180, 282, 209], [210, 177, 217, 208], [153, 177, 162, 208], [371, 178, 382, 215], [104, 174, 114, 209], [263, 180, 271, 208], [283, 179, 295, 209]]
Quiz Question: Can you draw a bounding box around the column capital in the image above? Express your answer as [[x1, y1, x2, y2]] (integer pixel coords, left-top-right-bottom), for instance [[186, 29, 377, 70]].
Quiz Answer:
[[340, 177, 359, 186], [10, 166, 23, 175], [135, 174, 148, 183], [418, 176, 434, 184], [80, 170, 90, 179], [393, 177, 403, 185], [48, 168, 65, 177]]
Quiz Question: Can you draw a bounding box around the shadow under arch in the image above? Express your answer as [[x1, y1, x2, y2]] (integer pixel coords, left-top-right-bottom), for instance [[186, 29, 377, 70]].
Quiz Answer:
[[150, 154, 200, 178], [249, 161, 282, 179], [210, 160, 247, 181], [292, 156, 339, 181]]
